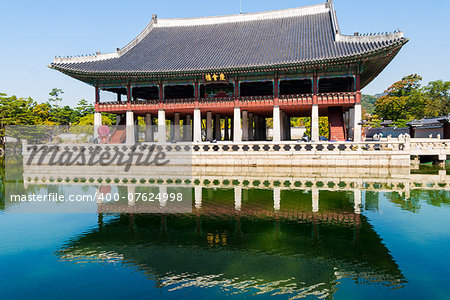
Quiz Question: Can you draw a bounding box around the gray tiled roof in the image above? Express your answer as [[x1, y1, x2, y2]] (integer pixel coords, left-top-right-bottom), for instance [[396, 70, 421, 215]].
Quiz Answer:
[[51, 3, 407, 79], [407, 115, 450, 127]]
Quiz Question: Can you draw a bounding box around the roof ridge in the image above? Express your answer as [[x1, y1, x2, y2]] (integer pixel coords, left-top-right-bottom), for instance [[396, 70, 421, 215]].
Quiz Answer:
[[52, 3, 330, 65], [158, 3, 329, 27], [157, 4, 329, 27]]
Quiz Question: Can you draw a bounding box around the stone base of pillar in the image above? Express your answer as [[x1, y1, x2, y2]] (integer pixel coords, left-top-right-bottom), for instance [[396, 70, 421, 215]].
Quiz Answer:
[[311, 104, 319, 142], [193, 109, 202, 143], [233, 107, 242, 142], [126, 111, 135, 144], [158, 110, 166, 143], [273, 106, 281, 142]]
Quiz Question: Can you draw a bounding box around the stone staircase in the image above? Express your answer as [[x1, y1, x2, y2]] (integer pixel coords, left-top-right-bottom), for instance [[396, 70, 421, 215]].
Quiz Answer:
[[328, 107, 346, 141], [109, 119, 126, 144]]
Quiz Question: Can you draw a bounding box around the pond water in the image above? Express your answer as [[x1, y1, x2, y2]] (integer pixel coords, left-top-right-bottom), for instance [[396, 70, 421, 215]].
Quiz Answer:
[[0, 161, 449, 299]]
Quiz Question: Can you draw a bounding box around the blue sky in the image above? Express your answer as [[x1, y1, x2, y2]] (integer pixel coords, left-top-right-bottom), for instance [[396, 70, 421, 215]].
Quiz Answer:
[[1, 0, 449, 106]]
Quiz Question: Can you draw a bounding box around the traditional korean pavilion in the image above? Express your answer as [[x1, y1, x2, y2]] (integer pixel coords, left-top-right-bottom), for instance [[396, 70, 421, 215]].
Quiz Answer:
[[50, 0, 407, 144]]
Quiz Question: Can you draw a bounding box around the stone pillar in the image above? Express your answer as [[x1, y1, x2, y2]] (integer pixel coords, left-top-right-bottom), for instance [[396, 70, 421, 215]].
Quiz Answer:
[[206, 112, 213, 141], [287, 116, 291, 140], [280, 112, 285, 141], [353, 103, 362, 142], [242, 110, 249, 141], [94, 112, 102, 141], [262, 118, 267, 141], [145, 114, 153, 142], [195, 186, 202, 209], [254, 116, 260, 140], [174, 113, 181, 142], [348, 108, 355, 140], [169, 119, 175, 141], [273, 106, 281, 142], [344, 110, 350, 139], [159, 185, 167, 207], [354, 189, 362, 214], [312, 187, 319, 213], [193, 109, 202, 143], [128, 185, 136, 206], [311, 104, 319, 142], [234, 186, 242, 211], [248, 113, 254, 141], [233, 107, 242, 142], [158, 109, 166, 143], [214, 114, 221, 141], [184, 114, 192, 141], [224, 117, 230, 141], [126, 111, 135, 144], [273, 187, 281, 211]]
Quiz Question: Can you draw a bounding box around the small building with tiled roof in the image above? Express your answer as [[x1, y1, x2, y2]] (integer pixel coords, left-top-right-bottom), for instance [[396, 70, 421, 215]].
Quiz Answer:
[[50, 0, 408, 144], [407, 115, 450, 139]]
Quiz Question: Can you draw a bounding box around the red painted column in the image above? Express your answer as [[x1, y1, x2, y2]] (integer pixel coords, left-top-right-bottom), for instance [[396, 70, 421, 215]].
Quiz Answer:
[[159, 83, 164, 101], [126, 85, 132, 102], [158, 83, 164, 110], [234, 78, 240, 106], [234, 78, 240, 97], [126, 84, 132, 110], [273, 77, 279, 105], [95, 87, 100, 104], [194, 81, 199, 99], [194, 81, 200, 108], [355, 74, 361, 103], [312, 76, 318, 104]]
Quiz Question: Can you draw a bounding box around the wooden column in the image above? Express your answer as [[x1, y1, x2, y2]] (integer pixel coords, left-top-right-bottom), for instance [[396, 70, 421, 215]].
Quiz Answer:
[[355, 74, 361, 103], [126, 85, 132, 102], [274, 77, 279, 97], [194, 81, 200, 99], [274, 77, 279, 105], [159, 83, 164, 101], [95, 87, 100, 104]]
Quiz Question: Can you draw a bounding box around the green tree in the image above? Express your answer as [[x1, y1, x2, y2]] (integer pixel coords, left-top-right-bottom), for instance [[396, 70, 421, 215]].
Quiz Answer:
[[375, 74, 425, 126], [75, 99, 95, 117], [48, 88, 64, 106], [423, 80, 450, 117], [304, 117, 329, 140], [362, 94, 377, 115]]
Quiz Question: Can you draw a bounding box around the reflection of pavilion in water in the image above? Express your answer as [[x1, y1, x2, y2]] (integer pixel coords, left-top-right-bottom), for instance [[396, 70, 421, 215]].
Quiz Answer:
[[21, 164, 413, 296], [58, 201, 406, 298]]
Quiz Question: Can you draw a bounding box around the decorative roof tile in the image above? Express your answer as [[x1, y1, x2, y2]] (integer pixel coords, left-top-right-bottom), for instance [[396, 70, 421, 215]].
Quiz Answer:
[[51, 2, 407, 84]]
